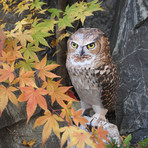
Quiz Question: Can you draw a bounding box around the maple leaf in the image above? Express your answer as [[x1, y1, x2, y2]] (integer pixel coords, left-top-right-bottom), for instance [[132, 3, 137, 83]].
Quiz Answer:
[[12, 68, 37, 88], [1, 0, 13, 13], [31, 0, 46, 10], [58, 16, 73, 31], [20, 43, 44, 62], [12, 19, 30, 33], [97, 126, 110, 143], [43, 79, 77, 108], [71, 108, 88, 127], [0, 51, 16, 65], [0, 85, 19, 116], [34, 19, 57, 32], [33, 110, 63, 147], [47, 84, 77, 108], [48, 8, 63, 18], [91, 126, 110, 148], [35, 55, 60, 81], [60, 126, 79, 148], [18, 86, 49, 122], [0, 63, 15, 83], [42, 78, 61, 92], [14, 30, 34, 47], [4, 38, 19, 52], [64, 3, 78, 18], [31, 31, 52, 47], [51, 33, 70, 47], [67, 129, 95, 148], [2, 38, 23, 63], [87, 0, 104, 12], [60, 101, 73, 125], [15, 59, 35, 72], [14, 1, 30, 15], [22, 139, 36, 147]]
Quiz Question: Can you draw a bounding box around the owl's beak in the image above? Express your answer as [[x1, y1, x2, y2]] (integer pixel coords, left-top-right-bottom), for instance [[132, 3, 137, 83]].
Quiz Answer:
[[79, 47, 85, 56]]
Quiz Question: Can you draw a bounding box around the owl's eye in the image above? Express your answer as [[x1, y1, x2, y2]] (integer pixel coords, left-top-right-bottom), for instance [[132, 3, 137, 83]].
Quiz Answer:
[[71, 42, 78, 48], [87, 42, 95, 49]]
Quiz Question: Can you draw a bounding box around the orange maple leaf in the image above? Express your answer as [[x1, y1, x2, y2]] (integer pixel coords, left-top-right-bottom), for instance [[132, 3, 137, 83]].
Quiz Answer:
[[48, 85, 77, 108], [67, 129, 95, 148], [95, 142, 106, 148], [91, 126, 110, 148], [0, 85, 19, 116], [0, 51, 16, 64], [71, 107, 88, 127], [33, 110, 63, 147], [97, 126, 110, 143], [60, 101, 73, 125], [42, 78, 62, 92], [4, 38, 19, 52], [18, 86, 49, 122], [35, 55, 60, 81], [0, 63, 15, 82], [43, 78, 77, 107], [22, 139, 36, 147], [12, 68, 37, 87]]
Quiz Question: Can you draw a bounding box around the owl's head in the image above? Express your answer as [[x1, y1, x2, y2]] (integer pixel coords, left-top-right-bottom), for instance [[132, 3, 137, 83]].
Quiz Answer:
[[67, 28, 110, 66]]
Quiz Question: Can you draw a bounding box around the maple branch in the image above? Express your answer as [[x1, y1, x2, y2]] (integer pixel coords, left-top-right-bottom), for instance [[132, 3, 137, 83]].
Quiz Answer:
[[47, 104, 72, 126]]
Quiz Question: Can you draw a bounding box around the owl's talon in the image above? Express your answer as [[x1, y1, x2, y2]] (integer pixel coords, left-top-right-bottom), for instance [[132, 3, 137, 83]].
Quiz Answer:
[[89, 113, 107, 127]]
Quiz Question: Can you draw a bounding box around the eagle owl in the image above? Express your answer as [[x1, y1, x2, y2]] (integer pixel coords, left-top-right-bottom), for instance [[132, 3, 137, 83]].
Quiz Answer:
[[66, 28, 119, 124]]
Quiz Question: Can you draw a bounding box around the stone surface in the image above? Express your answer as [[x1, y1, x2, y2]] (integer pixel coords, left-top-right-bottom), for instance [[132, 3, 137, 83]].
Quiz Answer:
[[0, 101, 41, 129], [68, 116, 122, 148], [85, 116, 122, 147], [111, 0, 148, 144], [84, 0, 118, 38], [0, 113, 61, 148]]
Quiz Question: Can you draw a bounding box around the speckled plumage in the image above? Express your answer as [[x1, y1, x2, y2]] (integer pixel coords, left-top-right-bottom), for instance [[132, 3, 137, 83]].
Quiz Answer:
[[66, 28, 119, 121]]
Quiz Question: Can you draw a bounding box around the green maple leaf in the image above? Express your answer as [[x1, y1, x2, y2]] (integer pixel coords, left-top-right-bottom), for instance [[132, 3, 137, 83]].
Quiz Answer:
[[15, 59, 35, 72], [87, 0, 104, 12], [64, 4, 78, 18], [31, 0, 46, 10], [58, 16, 73, 31], [48, 8, 63, 18], [35, 19, 57, 32], [20, 43, 44, 62], [32, 32, 52, 47]]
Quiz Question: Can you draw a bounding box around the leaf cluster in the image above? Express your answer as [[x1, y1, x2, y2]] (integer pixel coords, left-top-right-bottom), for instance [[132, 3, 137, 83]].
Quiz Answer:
[[0, 0, 110, 147]]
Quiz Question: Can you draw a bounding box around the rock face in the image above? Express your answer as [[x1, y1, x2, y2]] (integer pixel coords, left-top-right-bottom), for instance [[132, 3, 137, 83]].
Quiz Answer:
[[111, 0, 148, 143], [85, 0, 118, 38], [68, 116, 122, 148], [85, 116, 122, 147], [0, 113, 60, 148]]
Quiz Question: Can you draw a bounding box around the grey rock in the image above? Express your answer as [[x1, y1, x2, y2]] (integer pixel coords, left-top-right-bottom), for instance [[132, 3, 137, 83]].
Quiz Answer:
[[68, 116, 122, 148], [0, 101, 41, 129], [111, 0, 148, 143], [84, 0, 118, 38], [0, 113, 61, 148]]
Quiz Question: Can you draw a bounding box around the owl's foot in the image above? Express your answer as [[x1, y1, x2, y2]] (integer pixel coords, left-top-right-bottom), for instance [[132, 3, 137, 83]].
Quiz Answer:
[[89, 113, 107, 127]]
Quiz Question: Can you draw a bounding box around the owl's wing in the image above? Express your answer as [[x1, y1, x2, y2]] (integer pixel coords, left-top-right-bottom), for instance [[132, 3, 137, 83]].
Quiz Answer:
[[95, 62, 119, 111]]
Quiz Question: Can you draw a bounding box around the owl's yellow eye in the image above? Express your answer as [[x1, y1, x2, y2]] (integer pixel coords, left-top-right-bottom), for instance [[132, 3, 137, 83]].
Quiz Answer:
[[87, 42, 95, 49], [71, 42, 78, 48]]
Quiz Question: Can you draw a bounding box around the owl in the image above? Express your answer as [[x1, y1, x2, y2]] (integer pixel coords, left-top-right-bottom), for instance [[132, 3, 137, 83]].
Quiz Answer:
[[66, 28, 119, 125]]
